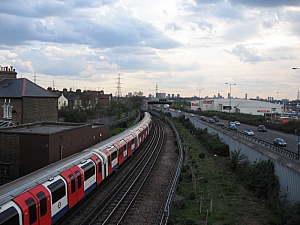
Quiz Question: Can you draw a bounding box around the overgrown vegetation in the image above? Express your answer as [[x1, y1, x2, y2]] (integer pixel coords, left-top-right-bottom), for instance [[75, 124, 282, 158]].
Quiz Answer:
[[167, 115, 300, 225], [109, 119, 136, 137], [58, 96, 144, 123]]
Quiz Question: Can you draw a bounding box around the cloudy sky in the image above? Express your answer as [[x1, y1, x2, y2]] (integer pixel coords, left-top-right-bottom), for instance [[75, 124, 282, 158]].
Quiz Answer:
[[0, 0, 300, 100]]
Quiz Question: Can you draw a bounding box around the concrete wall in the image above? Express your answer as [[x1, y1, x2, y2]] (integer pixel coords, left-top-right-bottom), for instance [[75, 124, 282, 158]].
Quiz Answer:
[[190, 117, 300, 203]]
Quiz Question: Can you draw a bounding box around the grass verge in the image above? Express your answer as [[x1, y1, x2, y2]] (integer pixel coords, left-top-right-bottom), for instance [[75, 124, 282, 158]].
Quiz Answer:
[[168, 120, 276, 225]]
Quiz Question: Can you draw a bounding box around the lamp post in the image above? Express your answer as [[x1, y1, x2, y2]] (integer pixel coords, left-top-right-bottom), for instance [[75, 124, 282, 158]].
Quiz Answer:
[[225, 83, 236, 125], [197, 88, 203, 109], [292, 67, 300, 158]]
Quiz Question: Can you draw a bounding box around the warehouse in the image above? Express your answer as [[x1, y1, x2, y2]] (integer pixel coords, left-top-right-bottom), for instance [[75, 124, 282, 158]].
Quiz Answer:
[[190, 98, 283, 116]]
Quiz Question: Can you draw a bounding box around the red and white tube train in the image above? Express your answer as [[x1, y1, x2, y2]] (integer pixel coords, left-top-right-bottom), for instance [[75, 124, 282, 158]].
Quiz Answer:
[[0, 112, 152, 225]]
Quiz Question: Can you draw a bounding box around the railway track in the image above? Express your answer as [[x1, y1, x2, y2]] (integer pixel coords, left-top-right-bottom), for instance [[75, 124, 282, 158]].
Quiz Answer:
[[57, 117, 164, 225], [79, 118, 164, 225]]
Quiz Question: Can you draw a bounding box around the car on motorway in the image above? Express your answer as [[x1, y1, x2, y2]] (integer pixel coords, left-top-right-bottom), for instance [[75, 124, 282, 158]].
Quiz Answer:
[[200, 116, 206, 121], [229, 121, 235, 126], [258, 125, 267, 132], [190, 113, 195, 117], [212, 116, 219, 122], [177, 110, 181, 113], [244, 129, 254, 136], [218, 122, 225, 126], [273, 138, 287, 147], [209, 118, 215, 123], [234, 121, 241, 126], [230, 125, 238, 130]]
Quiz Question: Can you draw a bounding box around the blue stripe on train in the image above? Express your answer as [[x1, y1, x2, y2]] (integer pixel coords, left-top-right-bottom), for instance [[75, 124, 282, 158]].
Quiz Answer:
[[84, 182, 97, 195], [52, 205, 69, 223]]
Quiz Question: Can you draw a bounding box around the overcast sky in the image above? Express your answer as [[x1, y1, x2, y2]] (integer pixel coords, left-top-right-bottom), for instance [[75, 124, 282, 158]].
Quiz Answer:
[[1, 0, 300, 100]]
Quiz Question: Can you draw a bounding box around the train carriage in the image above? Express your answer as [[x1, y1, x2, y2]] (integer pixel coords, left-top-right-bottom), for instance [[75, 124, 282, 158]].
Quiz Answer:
[[123, 133, 136, 156], [0, 112, 153, 225]]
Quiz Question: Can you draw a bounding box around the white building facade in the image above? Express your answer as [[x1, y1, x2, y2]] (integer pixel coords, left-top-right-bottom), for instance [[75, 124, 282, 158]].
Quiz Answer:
[[191, 98, 284, 116]]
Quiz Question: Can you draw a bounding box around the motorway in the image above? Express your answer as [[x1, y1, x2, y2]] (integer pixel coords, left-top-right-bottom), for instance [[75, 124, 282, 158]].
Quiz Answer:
[[165, 108, 300, 155], [198, 115, 300, 155]]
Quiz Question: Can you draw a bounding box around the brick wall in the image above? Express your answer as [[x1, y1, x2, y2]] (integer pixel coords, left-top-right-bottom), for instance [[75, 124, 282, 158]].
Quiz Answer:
[[23, 97, 58, 123], [0, 133, 20, 185]]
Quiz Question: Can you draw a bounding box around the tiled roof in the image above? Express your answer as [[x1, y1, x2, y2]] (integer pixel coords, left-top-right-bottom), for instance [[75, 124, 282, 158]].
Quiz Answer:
[[0, 78, 58, 98]]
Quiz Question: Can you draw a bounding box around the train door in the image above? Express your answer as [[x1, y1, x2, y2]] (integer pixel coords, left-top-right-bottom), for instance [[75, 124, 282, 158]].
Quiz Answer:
[[102, 149, 112, 176], [68, 166, 85, 202], [28, 185, 52, 225], [92, 150, 108, 181], [134, 130, 141, 150], [13, 191, 40, 225], [123, 140, 128, 160], [124, 134, 134, 157], [90, 155, 103, 185], [60, 169, 79, 209], [114, 141, 124, 166]]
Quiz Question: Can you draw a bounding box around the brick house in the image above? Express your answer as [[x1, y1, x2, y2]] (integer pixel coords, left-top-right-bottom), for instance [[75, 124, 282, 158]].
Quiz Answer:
[[0, 66, 58, 125], [50, 87, 112, 110]]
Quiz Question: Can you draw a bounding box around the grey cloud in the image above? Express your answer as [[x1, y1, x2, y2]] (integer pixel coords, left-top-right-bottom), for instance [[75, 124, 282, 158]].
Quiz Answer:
[[196, 20, 214, 32], [165, 23, 182, 31], [230, 44, 274, 63], [194, 0, 300, 7], [0, 5, 180, 50], [229, 0, 300, 8]]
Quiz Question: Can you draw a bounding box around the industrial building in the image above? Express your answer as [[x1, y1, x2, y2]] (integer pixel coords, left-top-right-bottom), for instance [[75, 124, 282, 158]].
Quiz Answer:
[[190, 98, 284, 116]]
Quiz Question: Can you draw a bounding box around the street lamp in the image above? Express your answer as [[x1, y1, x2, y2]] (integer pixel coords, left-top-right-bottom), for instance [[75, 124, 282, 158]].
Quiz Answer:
[[292, 67, 300, 158], [197, 88, 203, 109], [225, 83, 236, 124]]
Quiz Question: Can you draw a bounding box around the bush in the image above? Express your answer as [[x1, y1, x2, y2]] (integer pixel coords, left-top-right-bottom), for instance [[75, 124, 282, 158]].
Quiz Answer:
[[189, 191, 197, 200], [199, 152, 205, 159]]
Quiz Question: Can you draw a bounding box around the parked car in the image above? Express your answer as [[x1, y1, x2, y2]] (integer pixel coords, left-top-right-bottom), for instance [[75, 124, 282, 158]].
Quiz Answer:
[[212, 116, 219, 122], [273, 138, 287, 147], [244, 129, 254, 136], [200, 116, 206, 121], [218, 122, 225, 126], [258, 125, 267, 132], [229, 121, 235, 126], [209, 118, 215, 123], [234, 121, 241, 126], [230, 125, 238, 130], [190, 113, 195, 117]]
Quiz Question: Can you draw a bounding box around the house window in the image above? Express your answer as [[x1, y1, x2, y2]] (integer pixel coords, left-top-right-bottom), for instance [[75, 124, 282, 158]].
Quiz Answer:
[[2, 99, 13, 119], [63, 101, 66, 106]]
